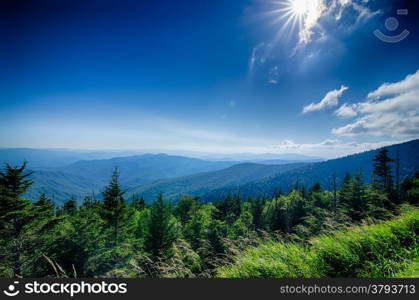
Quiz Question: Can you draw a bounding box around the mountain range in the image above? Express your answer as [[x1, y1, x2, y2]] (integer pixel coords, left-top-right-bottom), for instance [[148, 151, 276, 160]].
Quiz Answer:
[[200, 139, 419, 202], [127, 162, 307, 202], [1, 140, 418, 205]]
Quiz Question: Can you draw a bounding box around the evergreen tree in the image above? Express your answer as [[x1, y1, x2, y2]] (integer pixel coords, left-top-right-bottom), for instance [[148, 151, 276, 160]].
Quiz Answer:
[[101, 168, 127, 247], [184, 204, 214, 251], [145, 193, 177, 258], [82, 195, 98, 209], [309, 182, 329, 209], [63, 197, 77, 215], [339, 174, 353, 210], [132, 194, 146, 210], [34, 193, 55, 217], [251, 196, 265, 231], [214, 194, 241, 224], [350, 173, 366, 220], [175, 195, 198, 224], [400, 172, 419, 204], [0, 163, 34, 276], [0, 162, 33, 231], [373, 149, 394, 194]]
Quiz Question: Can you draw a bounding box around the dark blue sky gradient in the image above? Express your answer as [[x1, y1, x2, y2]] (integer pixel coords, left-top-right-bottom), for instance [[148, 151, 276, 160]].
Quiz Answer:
[[1, 0, 418, 157]]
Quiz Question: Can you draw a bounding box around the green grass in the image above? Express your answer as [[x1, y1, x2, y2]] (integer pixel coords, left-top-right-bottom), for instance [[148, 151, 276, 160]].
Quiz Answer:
[[217, 207, 419, 278], [394, 257, 419, 278]]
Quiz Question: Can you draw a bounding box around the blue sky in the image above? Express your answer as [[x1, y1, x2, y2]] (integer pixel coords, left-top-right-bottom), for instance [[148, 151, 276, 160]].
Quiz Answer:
[[1, 0, 419, 158]]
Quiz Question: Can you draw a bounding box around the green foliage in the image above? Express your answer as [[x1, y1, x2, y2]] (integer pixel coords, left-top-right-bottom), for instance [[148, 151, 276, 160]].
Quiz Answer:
[[373, 148, 395, 194], [217, 206, 419, 278], [145, 193, 178, 259], [401, 173, 419, 204], [1, 153, 418, 278], [218, 242, 320, 278], [101, 168, 127, 247]]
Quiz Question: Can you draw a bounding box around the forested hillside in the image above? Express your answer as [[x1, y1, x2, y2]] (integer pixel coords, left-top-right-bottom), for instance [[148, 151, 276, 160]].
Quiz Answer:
[[1, 145, 418, 278], [202, 139, 419, 202], [60, 154, 238, 183], [127, 162, 307, 202], [20, 154, 241, 204], [0, 148, 141, 168]]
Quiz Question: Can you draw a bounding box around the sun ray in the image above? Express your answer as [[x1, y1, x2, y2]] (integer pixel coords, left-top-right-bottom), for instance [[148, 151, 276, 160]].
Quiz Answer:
[[266, 0, 324, 44]]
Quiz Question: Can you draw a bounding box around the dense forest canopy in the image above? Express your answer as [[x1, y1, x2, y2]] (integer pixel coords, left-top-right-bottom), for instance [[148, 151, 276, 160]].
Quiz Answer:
[[0, 148, 418, 278]]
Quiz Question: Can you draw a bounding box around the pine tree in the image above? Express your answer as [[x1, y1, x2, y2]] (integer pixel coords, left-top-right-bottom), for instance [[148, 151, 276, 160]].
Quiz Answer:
[[34, 193, 55, 217], [184, 204, 214, 250], [339, 173, 353, 209], [373, 149, 394, 194], [63, 197, 77, 215], [145, 193, 177, 258], [251, 196, 265, 231], [331, 173, 338, 214], [132, 194, 146, 210], [0, 162, 33, 276], [0, 162, 33, 235], [101, 168, 127, 247], [175, 195, 198, 224], [350, 172, 366, 220]]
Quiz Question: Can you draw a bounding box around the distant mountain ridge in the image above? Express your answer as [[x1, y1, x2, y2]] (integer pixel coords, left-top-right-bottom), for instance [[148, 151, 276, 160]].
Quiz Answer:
[[200, 153, 323, 162], [4, 140, 418, 205], [58, 154, 238, 183], [127, 162, 307, 202], [200, 139, 419, 202], [0, 148, 143, 168], [21, 154, 240, 204]]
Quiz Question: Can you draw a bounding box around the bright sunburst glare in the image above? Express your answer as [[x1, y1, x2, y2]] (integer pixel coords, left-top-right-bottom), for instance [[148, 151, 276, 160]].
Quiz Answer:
[[271, 0, 325, 43], [290, 0, 311, 16]]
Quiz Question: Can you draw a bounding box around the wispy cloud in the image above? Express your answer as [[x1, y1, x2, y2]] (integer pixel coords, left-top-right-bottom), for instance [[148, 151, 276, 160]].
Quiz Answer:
[[303, 85, 348, 114], [333, 70, 419, 137], [248, 43, 269, 73], [270, 138, 407, 158]]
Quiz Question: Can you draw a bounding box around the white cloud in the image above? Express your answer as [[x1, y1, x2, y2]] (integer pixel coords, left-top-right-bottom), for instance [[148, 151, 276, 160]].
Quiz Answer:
[[297, 0, 379, 44], [330, 0, 380, 23], [352, 2, 380, 21], [276, 140, 301, 149], [367, 70, 419, 99], [333, 70, 419, 137], [271, 138, 405, 158], [303, 85, 348, 114], [335, 103, 358, 118], [298, 0, 326, 44]]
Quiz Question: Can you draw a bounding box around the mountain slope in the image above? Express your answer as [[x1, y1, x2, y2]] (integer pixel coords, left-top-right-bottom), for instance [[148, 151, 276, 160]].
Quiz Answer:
[[0, 148, 144, 168], [23, 154, 239, 203], [127, 162, 307, 202], [24, 170, 104, 205], [59, 154, 238, 184], [201, 139, 419, 201]]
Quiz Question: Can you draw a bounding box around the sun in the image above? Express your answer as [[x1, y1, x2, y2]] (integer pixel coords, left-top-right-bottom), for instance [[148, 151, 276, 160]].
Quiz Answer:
[[269, 0, 324, 43], [290, 0, 311, 16]]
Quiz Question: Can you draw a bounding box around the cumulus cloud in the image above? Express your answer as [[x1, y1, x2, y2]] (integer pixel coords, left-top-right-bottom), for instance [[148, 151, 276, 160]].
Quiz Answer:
[[367, 70, 419, 99], [296, 0, 380, 44], [335, 103, 358, 118], [303, 85, 348, 114], [298, 0, 327, 44], [332, 70, 419, 137]]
